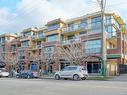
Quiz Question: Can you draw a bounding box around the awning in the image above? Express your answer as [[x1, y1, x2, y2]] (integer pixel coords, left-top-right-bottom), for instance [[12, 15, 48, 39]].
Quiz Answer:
[[107, 54, 121, 59]]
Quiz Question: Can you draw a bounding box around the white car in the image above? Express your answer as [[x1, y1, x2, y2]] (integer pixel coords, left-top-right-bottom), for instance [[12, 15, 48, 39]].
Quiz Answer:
[[0, 69, 9, 77], [54, 66, 88, 80]]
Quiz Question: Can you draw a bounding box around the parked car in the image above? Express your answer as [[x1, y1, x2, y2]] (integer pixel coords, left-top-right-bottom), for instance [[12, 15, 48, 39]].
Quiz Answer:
[[16, 70, 39, 79], [0, 68, 9, 77], [54, 66, 88, 81]]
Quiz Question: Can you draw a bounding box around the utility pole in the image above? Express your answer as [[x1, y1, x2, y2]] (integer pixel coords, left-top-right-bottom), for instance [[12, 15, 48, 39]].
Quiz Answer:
[[100, 0, 106, 76], [96, 0, 107, 76]]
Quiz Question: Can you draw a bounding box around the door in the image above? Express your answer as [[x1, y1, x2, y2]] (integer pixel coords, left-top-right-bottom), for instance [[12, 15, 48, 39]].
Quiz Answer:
[[59, 67, 71, 78]]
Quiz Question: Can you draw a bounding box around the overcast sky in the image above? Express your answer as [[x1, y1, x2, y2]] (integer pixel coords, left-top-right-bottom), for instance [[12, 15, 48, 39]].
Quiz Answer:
[[0, 0, 127, 34]]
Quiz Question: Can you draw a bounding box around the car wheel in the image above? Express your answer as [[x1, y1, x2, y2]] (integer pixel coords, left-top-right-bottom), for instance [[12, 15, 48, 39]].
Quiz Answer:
[[16, 75, 20, 79], [27, 75, 30, 79], [55, 74, 60, 80], [73, 74, 80, 81]]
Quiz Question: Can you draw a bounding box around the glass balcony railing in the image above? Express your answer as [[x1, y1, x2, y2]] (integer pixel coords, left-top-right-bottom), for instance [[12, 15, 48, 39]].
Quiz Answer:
[[63, 24, 87, 33], [84, 48, 101, 54], [62, 38, 81, 45], [32, 35, 45, 39]]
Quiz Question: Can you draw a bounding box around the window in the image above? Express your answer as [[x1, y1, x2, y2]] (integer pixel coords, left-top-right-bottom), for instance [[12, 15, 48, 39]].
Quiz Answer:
[[44, 46, 54, 53], [21, 40, 29, 47], [106, 26, 112, 38], [68, 67, 77, 70], [23, 32, 31, 37], [48, 24, 60, 31], [36, 41, 41, 48], [11, 45, 16, 51], [105, 15, 111, 25], [91, 16, 101, 33], [2, 45, 6, 52], [38, 32, 45, 38], [1, 37, 6, 43], [47, 34, 58, 42], [43, 46, 54, 59], [106, 26, 117, 38], [84, 39, 101, 54], [78, 20, 87, 29], [67, 23, 75, 32]]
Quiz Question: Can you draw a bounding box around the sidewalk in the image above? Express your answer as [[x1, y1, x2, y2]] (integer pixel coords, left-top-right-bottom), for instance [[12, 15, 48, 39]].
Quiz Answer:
[[40, 74, 109, 80], [108, 74, 127, 81]]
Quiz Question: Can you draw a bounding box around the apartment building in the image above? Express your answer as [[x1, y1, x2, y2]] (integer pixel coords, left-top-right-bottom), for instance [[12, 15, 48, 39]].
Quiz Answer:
[[41, 11, 127, 76], [0, 34, 17, 69], [0, 11, 126, 76]]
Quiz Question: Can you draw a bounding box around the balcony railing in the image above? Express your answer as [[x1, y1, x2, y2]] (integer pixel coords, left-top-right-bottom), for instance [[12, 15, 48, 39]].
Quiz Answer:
[[32, 35, 45, 39], [62, 38, 81, 45], [36, 45, 41, 48], [63, 24, 87, 33], [84, 48, 101, 54]]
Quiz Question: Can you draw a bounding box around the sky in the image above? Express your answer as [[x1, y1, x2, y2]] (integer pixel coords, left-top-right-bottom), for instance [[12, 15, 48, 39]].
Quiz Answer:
[[0, 0, 127, 34]]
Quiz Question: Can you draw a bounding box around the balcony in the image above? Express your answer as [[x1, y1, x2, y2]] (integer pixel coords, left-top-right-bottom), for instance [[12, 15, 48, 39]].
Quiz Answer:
[[62, 24, 88, 34], [62, 38, 81, 45], [20, 36, 31, 41], [32, 35, 45, 40], [35, 45, 41, 49], [84, 48, 101, 54]]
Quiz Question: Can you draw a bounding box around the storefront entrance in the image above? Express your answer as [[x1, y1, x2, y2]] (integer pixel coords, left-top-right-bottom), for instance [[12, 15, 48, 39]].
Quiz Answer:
[[87, 62, 101, 73]]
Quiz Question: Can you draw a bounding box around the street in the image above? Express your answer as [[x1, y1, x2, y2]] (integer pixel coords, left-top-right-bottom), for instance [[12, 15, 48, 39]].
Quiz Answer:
[[0, 78, 127, 95]]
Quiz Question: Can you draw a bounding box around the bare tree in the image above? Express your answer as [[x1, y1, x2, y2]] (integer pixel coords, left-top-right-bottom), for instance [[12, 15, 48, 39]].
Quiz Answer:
[[7, 52, 18, 67], [40, 46, 58, 73], [3, 51, 18, 77], [57, 43, 89, 66], [0, 49, 6, 67]]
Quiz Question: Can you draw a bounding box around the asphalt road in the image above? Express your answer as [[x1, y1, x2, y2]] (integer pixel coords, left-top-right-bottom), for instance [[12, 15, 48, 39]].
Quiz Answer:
[[0, 78, 127, 95]]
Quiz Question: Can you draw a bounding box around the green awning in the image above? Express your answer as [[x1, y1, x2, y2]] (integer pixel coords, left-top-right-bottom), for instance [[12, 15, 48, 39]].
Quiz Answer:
[[107, 54, 121, 59]]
